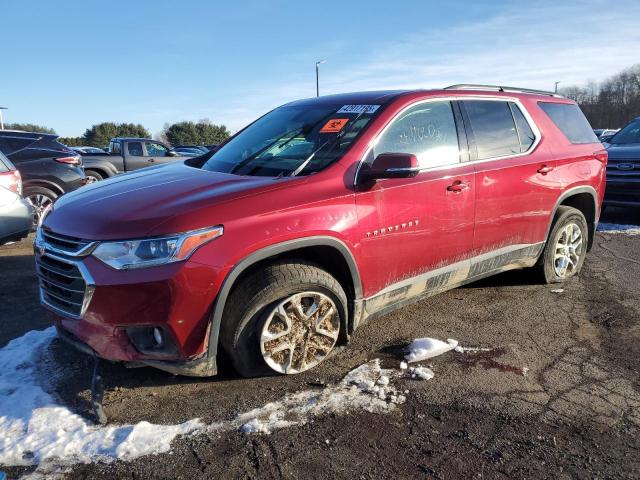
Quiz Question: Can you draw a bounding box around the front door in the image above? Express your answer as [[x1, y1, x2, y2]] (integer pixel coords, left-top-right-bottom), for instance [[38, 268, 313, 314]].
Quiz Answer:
[[355, 100, 475, 306]]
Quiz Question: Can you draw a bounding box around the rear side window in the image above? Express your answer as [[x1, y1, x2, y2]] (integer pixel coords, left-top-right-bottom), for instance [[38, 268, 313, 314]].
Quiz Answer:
[[539, 102, 598, 144], [509, 103, 536, 152], [0, 137, 34, 154], [111, 141, 121, 154], [463, 100, 521, 160]]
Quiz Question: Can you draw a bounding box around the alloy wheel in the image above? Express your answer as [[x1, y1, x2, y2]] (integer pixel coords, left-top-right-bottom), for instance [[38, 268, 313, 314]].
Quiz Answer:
[[553, 222, 583, 278], [260, 291, 340, 374], [26, 193, 53, 229]]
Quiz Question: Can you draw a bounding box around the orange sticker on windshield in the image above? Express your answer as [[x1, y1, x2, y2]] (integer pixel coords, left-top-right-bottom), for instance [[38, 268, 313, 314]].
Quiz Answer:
[[320, 118, 349, 133]]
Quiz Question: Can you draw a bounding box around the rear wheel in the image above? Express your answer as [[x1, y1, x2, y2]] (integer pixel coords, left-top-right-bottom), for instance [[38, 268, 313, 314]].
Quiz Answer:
[[24, 186, 57, 229], [85, 170, 103, 184], [220, 261, 347, 377], [537, 206, 588, 283]]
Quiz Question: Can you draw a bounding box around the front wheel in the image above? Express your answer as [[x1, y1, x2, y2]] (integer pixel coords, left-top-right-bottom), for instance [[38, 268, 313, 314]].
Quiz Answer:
[[84, 170, 103, 184], [220, 262, 347, 377], [538, 206, 589, 283]]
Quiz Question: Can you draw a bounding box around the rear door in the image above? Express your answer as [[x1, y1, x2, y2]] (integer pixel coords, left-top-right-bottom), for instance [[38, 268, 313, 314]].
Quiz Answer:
[[355, 99, 475, 302], [460, 98, 559, 266]]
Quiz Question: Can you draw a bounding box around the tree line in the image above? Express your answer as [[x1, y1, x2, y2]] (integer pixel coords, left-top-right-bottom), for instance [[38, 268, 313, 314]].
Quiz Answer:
[[5, 120, 230, 148], [560, 64, 640, 129]]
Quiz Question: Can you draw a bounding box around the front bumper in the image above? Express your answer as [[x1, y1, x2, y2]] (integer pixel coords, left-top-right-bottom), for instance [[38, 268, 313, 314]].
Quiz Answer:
[[603, 178, 640, 207], [36, 245, 223, 376]]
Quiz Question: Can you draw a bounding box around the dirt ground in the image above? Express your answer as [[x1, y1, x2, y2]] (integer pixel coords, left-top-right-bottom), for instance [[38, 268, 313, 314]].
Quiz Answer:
[[1, 207, 639, 479]]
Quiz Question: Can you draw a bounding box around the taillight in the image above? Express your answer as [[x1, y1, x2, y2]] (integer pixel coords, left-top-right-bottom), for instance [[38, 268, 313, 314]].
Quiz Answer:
[[594, 149, 608, 164], [55, 155, 81, 165], [0, 170, 22, 195]]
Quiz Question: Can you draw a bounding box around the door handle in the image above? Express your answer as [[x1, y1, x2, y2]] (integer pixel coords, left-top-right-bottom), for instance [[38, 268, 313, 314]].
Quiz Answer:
[[537, 164, 554, 175], [447, 180, 469, 192], [148, 158, 155, 163]]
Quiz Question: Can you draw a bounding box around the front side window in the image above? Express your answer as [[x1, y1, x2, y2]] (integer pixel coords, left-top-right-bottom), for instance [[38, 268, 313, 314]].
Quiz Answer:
[[128, 142, 143, 156], [538, 102, 598, 144], [371, 101, 460, 169], [145, 142, 169, 156], [201, 104, 381, 176], [463, 100, 521, 160], [609, 119, 640, 145]]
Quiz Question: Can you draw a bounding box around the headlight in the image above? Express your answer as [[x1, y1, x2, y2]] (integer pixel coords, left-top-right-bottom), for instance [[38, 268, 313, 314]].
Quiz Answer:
[[92, 226, 223, 270]]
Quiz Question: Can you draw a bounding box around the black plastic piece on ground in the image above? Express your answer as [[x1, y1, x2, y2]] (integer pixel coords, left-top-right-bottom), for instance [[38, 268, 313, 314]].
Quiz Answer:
[[91, 356, 107, 425]]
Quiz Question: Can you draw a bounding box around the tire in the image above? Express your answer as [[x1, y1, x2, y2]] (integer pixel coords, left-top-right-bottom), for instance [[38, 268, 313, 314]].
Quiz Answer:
[[85, 170, 103, 184], [537, 206, 589, 284], [220, 261, 348, 377], [24, 186, 57, 229]]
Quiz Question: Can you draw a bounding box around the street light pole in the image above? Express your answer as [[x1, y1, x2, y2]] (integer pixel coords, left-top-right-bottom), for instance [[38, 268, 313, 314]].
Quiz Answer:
[[554, 81, 560, 93], [0, 107, 6, 130], [315, 60, 326, 97]]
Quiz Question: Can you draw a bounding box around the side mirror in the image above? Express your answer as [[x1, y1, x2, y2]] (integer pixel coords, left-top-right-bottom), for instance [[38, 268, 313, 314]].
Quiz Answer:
[[167, 150, 179, 157], [361, 153, 420, 182]]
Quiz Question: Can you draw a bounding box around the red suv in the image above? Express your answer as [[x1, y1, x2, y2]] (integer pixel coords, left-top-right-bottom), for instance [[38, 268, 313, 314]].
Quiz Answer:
[[35, 85, 606, 377]]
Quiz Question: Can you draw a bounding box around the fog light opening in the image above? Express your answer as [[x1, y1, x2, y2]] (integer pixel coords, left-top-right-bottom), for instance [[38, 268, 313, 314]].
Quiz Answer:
[[152, 327, 164, 347]]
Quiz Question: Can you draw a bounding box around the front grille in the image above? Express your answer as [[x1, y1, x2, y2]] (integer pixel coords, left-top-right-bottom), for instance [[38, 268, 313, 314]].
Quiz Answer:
[[606, 158, 640, 179], [36, 253, 89, 317], [41, 230, 94, 255]]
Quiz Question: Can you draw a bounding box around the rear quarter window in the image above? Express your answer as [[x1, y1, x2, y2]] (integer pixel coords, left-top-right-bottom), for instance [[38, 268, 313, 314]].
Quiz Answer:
[[538, 102, 598, 144]]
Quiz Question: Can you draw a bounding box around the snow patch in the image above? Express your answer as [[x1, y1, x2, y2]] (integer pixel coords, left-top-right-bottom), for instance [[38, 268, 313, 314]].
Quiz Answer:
[[405, 338, 458, 363], [597, 223, 640, 235], [408, 366, 434, 380], [551, 288, 564, 293], [0, 328, 203, 469]]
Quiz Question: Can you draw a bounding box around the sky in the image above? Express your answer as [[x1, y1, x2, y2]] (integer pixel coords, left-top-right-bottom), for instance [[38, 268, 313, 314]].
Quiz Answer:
[[1, 0, 639, 138]]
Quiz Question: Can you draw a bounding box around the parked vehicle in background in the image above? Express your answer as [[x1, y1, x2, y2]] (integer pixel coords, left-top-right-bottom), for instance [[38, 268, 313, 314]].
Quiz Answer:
[[70, 146, 106, 154], [173, 147, 205, 157], [0, 130, 86, 227], [175, 145, 211, 153], [37, 85, 606, 378], [0, 151, 32, 244], [603, 117, 640, 207], [595, 129, 620, 143], [79, 138, 188, 182]]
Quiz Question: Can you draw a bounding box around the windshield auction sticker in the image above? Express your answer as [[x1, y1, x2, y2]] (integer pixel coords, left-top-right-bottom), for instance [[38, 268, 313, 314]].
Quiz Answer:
[[320, 118, 350, 133], [337, 104, 381, 114]]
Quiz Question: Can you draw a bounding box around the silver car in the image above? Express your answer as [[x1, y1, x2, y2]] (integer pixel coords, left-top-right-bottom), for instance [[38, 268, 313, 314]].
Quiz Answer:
[[0, 151, 32, 245]]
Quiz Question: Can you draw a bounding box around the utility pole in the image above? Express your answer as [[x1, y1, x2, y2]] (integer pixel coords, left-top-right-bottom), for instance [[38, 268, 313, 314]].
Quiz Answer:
[[315, 60, 326, 97], [0, 107, 6, 130], [554, 81, 560, 93]]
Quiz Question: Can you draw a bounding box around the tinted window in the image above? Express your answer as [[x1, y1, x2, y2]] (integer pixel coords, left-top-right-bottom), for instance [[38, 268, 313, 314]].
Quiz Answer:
[[372, 101, 460, 169], [145, 142, 168, 156], [0, 137, 34, 154], [609, 119, 640, 145], [509, 102, 536, 152], [128, 142, 143, 156], [539, 102, 598, 144], [464, 100, 521, 160]]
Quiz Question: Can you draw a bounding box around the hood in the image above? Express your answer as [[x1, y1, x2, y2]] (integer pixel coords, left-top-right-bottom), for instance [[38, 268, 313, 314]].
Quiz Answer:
[[44, 162, 280, 239], [606, 143, 640, 160]]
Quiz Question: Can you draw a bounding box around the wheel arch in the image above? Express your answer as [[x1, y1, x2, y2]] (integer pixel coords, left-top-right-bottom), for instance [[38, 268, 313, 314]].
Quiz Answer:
[[206, 236, 363, 365], [22, 180, 64, 196], [546, 186, 598, 251]]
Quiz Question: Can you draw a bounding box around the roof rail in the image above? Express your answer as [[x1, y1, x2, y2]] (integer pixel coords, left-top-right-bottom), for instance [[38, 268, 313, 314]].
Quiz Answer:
[[444, 84, 563, 98]]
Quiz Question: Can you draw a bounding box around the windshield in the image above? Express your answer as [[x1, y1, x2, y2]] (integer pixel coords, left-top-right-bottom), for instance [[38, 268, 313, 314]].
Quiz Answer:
[[610, 120, 640, 145], [201, 104, 381, 176]]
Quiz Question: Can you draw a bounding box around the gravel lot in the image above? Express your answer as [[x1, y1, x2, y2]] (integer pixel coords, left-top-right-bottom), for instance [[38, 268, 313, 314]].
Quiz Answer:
[[1, 208, 639, 479]]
